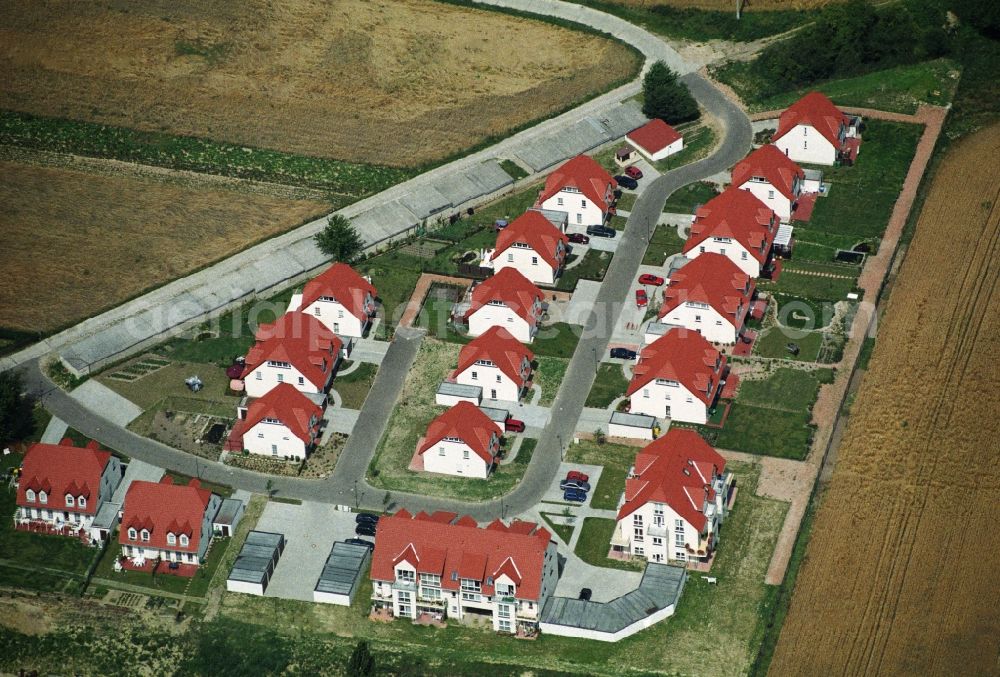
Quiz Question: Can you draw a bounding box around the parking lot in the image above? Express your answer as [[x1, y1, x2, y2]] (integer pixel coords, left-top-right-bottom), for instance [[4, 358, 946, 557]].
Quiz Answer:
[[540, 461, 605, 506]]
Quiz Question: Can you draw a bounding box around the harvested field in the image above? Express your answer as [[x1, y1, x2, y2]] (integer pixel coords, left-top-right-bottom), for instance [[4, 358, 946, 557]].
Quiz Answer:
[[770, 124, 1000, 674], [0, 0, 639, 167], [0, 160, 329, 333]]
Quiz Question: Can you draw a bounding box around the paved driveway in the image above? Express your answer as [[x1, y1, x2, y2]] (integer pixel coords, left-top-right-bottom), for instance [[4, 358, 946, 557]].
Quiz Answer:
[[553, 551, 644, 603], [610, 264, 668, 345], [540, 462, 604, 506], [70, 381, 143, 426], [350, 338, 390, 365]]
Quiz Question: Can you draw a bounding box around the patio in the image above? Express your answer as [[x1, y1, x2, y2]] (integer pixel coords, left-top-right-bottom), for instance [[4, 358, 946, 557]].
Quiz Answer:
[[14, 520, 91, 545], [792, 193, 818, 222], [118, 556, 199, 578], [732, 331, 758, 357]]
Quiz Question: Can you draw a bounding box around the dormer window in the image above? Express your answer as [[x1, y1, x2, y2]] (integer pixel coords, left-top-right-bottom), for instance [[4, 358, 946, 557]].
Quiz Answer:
[[78, 497, 86, 509], [38, 491, 47, 504], [128, 527, 137, 540], [397, 568, 415, 583], [167, 533, 176, 546], [25, 489, 35, 502], [65, 494, 75, 507], [180, 534, 190, 547], [140, 529, 150, 542]]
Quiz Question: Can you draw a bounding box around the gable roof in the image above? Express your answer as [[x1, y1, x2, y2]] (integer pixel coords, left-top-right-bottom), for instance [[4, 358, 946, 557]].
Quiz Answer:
[[243, 382, 323, 444], [464, 268, 543, 326], [16, 440, 112, 515], [684, 187, 777, 264], [120, 477, 215, 553], [772, 91, 848, 148], [418, 402, 502, 462], [627, 119, 682, 154], [490, 211, 569, 271], [243, 311, 342, 389], [617, 429, 726, 531], [453, 326, 534, 388], [731, 144, 805, 201], [660, 253, 755, 326], [537, 155, 617, 212], [626, 328, 725, 404], [371, 512, 552, 600], [300, 263, 377, 321]]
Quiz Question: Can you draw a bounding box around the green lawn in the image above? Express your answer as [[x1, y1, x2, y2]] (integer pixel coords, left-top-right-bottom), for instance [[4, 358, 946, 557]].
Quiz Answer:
[[90, 535, 224, 598], [655, 123, 717, 172], [361, 254, 424, 332], [616, 192, 637, 212], [584, 363, 630, 408], [499, 159, 528, 181], [754, 327, 823, 362], [534, 356, 569, 407], [565, 439, 637, 511], [790, 223, 873, 263], [162, 471, 234, 499], [641, 225, 687, 267], [101, 360, 239, 413], [558, 249, 612, 291], [662, 181, 719, 214], [758, 269, 857, 303], [532, 323, 582, 359], [539, 513, 575, 544], [333, 362, 379, 409], [575, 517, 645, 571]]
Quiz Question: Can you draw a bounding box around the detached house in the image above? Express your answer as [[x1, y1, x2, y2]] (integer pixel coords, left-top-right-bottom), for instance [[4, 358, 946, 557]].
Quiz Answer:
[[536, 155, 617, 227], [488, 211, 569, 286], [288, 263, 377, 338], [464, 268, 544, 344], [772, 91, 861, 166], [627, 328, 728, 425], [731, 144, 805, 223], [659, 253, 755, 345], [15, 440, 123, 538], [119, 477, 222, 568], [452, 326, 534, 403], [612, 429, 734, 565], [242, 311, 343, 398], [684, 188, 778, 278], [418, 402, 503, 479], [371, 510, 559, 635], [232, 383, 324, 460], [626, 119, 683, 162]]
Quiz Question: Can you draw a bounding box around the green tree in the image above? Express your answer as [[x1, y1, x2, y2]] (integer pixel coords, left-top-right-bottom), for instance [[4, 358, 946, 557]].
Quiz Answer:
[[642, 61, 699, 124], [0, 371, 34, 443], [347, 640, 375, 677], [315, 214, 364, 262]]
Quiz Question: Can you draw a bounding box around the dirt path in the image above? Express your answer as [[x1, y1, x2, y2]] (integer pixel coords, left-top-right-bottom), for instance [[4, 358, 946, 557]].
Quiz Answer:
[[397, 273, 475, 328]]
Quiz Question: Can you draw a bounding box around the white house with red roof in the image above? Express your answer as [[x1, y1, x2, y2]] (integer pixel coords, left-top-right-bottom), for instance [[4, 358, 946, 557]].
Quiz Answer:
[[627, 119, 683, 162], [14, 439, 123, 537], [772, 92, 861, 166], [119, 477, 222, 567], [627, 328, 728, 424], [370, 510, 559, 634], [464, 268, 544, 344], [536, 154, 617, 227], [287, 263, 377, 338], [658, 254, 755, 345], [731, 144, 806, 222], [242, 311, 342, 398], [612, 429, 734, 565], [684, 187, 779, 278], [487, 211, 569, 286], [451, 326, 534, 403], [234, 382, 324, 460], [418, 402, 503, 478]]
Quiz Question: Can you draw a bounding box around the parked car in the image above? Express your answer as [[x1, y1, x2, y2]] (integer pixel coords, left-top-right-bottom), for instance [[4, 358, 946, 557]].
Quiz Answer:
[[494, 219, 509, 231], [636, 289, 648, 307], [355, 523, 377, 537], [355, 512, 380, 525], [563, 488, 588, 503], [610, 347, 637, 360], [638, 273, 665, 286], [586, 224, 616, 238], [345, 538, 374, 551], [566, 470, 590, 483], [625, 165, 643, 179], [615, 175, 638, 190], [568, 233, 590, 245], [504, 417, 526, 433], [560, 479, 591, 492], [579, 588, 593, 601]]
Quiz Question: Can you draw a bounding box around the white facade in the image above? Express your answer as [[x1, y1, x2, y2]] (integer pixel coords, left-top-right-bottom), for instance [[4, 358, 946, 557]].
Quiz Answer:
[[633, 137, 683, 163], [16, 456, 123, 532], [422, 437, 497, 479], [467, 305, 536, 343], [299, 294, 374, 339], [688, 239, 763, 278], [227, 579, 266, 596], [738, 180, 796, 223], [244, 360, 334, 398], [630, 380, 708, 425], [453, 361, 527, 403], [489, 245, 561, 286], [540, 188, 606, 228], [607, 422, 657, 441], [540, 594, 682, 642], [120, 493, 222, 565], [774, 124, 838, 165], [243, 419, 311, 460], [660, 302, 739, 344]]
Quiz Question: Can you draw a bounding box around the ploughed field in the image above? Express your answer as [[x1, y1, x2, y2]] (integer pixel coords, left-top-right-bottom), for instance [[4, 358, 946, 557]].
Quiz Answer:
[[770, 124, 1000, 675], [0, 0, 638, 167]]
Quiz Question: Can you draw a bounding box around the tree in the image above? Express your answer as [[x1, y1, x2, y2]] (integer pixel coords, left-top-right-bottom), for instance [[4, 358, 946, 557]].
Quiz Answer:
[[314, 214, 364, 262], [347, 640, 375, 677], [642, 61, 699, 125], [0, 371, 34, 444]]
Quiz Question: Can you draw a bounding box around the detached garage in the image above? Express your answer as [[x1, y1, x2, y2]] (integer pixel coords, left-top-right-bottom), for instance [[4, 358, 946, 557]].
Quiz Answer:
[[627, 119, 683, 163], [313, 541, 371, 606], [226, 531, 285, 596]]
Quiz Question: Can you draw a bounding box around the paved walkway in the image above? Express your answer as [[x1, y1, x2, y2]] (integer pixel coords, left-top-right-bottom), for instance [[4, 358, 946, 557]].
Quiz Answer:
[[39, 416, 68, 444], [69, 381, 143, 426]]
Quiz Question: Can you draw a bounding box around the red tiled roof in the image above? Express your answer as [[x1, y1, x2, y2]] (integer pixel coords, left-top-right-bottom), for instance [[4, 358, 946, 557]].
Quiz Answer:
[[731, 144, 804, 201], [536, 155, 617, 212], [627, 119, 682, 154], [243, 382, 323, 444], [453, 326, 534, 389], [684, 188, 777, 264], [617, 429, 726, 531], [300, 263, 377, 322], [418, 401, 502, 463], [243, 311, 342, 389], [490, 211, 569, 271], [371, 512, 552, 600], [119, 477, 214, 553], [16, 441, 111, 516], [659, 253, 755, 328], [627, 328, 726, 404], [464, 268, 543, 327], [772, 92, 848, 149]]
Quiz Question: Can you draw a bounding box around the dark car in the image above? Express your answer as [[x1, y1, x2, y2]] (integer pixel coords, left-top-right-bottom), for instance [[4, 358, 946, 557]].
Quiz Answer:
[[504, 417, 526, 433], [563, 488, 587, 503], [579, 588, 593, 601], [355, 523, 377, 537], [568, 233, 590, 245], [624, 165, 643, 179], [615, 175, 638, 190], [345, 538, 374, 551], [560, 479, 591, 492], [638, 273, 665, 286], [355, 512, 380, 525], [566, 470, 590, 483], [610, 347, 638, 360], [586, 224, 616, 238]]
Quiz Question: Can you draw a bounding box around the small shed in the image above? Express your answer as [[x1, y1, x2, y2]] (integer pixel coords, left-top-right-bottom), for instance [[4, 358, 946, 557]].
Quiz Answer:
[[89, 501, 121, 544], [608, 412, 660, 441], [213, 498, 246, 537], [436, 381, 482, 407], [615, 145, 637, 167], [313, 541, 371, 606], [773, 224, 795, 258], [226, 531, 285, 596], [479, 405, 510, 426]]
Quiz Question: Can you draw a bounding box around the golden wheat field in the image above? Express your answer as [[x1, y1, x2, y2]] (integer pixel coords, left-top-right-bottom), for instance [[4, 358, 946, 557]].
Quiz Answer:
[[601, 0, 841, 10], [0, 0, 638, 167], [770, 124, 1000, 675]]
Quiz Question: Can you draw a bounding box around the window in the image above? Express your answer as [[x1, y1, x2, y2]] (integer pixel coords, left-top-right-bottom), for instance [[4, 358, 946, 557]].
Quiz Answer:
[[634, 527, 644, 542], [496, 583, 514, 597], [167, 533, 176, 545], [257, 432, 264, 438], [277, 373, 284, 383], [498, 619, 512, 633], [699, 246, 705, 253], [768, 190, 774, 200], [695, 315, 701, 323], [686, 396, 693, 403], [634, 547, 644, 557], [557, 197, 563, 206], [633, 515, 643, 526], [716, 320, 722, 326], [531, 256, 538, 266], [495, 374, 501, 383], [438, 447, 445, 456], [804, 140, 808, 149], [39, 491, 47, 504], [337, 310, 344, 319], [675, 551, 687, 562], [720, 248, 726, 255], [25, 489, 35, 502], [128, 527, 137, 540], [675, 519, 684, 529], [675, 533, 686, 547], [255, 372, 262, 380], [421, 586, 441, 600], [580, 199, 586, 208], [498, 604, 512, 619], [462, 450, 470, 460], [313, 306, 321, 316], [508, 253, 514, 262], [271, 445, 278, 456], [298, 376, 305, 386], [65, 494, 74, 507], [140, 529, 150, 542], [422, 574, 441, 587], [396, 568, 415, 583], [642, 388, 650, 399], [180, 535, 189, 547], [652, 536, 663, 546], [576, 213, 582, 224], [803, 127, 808, 136], [471, 371, 478, 380]]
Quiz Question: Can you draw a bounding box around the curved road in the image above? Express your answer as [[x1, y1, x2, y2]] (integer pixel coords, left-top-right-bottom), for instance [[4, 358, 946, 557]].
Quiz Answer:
[[17, 5, 750, 521]]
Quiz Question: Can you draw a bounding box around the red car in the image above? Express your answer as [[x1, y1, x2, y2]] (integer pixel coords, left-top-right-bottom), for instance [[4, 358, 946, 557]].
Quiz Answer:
[[504, 418, 526, 433], [625, 165, 643, 179], [568, 233, 590, 245], [638, 273, 665, 286], [566, 470, 590, 483], [636, 289, 648, 307]]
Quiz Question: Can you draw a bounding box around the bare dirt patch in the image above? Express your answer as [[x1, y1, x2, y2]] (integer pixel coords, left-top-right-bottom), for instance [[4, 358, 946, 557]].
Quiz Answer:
[[0, 598, 55, 635]]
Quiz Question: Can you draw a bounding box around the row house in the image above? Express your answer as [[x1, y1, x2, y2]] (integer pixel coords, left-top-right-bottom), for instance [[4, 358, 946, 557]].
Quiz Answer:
[[626, 118, 684, 162], [683, 187, 779, 278], [772, 91, 862, 166], [627, 328, 728, 425], [418, 402, 503, 479], [229, 382, 324, 460], [464, 268, 544, 344], [371, 510, 559, 635], [612, 429, 734, 565], [288, 262, 378, 339], [488, 210, 569, 286], [536, 154, 617, 227], [731, 144, 806, 223], [658, 253, 755, 345], [242, 311, 343, 398], [451, 326, 534, 403]]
